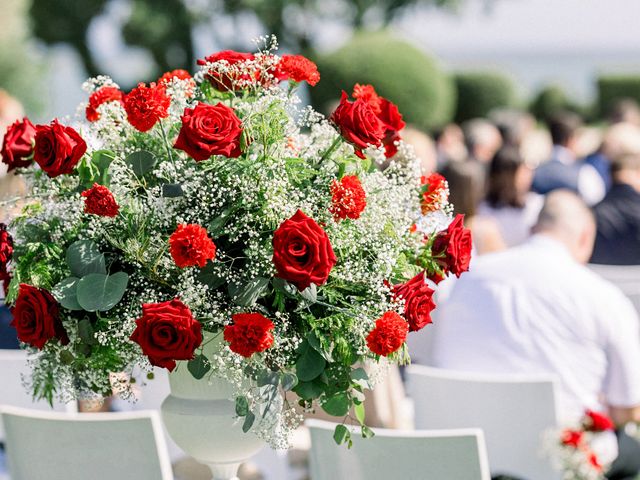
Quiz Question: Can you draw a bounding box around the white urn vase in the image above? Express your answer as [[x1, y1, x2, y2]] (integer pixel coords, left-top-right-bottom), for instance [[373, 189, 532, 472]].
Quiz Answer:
[[161, 339, 265, 480]]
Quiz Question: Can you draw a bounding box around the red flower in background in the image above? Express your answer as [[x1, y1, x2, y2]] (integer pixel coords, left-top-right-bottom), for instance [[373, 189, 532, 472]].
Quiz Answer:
[[198, 50, 257, 91], [1, 118, 36, 171], [421, 173, 448, 214], [34, 120, 87, 178], [169, 224, 217, 268], [366, 311, 408, 356], [174, 102, 243, 160], [81, 183, 120, 217], [86, 86, 124, 122], [432, 214, 472, 277], [584, 410, 615, 432], [11, 284, 68, 349], [392, 272, 436, 332], [158, 69, 195, 97], [561, 429, 584, 448], [124, 82, 170, 132], [0, 223, 13, 276], [272, 210, 337, 291], [275, 55, 320, 86], [331, 91, 385, 159], [224, 312, 275, 358], [130, 299, 202, 371], [330, 175, 367, 221]]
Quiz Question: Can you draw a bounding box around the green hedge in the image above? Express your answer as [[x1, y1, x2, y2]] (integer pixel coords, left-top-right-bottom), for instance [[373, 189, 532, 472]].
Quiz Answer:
[[529, 85, 570, 120], [310, 31, 456, 131], [597, 75, 640, 116], [454, 72, 516, 123]]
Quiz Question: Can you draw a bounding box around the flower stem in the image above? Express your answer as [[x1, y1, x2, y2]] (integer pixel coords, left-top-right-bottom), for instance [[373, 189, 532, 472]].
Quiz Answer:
[[158, 120, 175, 163], [319, 136, 342, 163]]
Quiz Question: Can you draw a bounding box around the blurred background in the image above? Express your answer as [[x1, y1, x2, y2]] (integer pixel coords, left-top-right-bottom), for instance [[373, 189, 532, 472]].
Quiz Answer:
[[3, 0, 640, 127]]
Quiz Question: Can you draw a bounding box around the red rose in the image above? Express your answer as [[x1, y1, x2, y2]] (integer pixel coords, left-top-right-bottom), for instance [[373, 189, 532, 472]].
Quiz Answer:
[[421, 173, 448, 214], [124, 82, 170, 132], [0, 223, 13, 276], [130, 299, 202, 371], [274, 55, 320, 86], [34, 120, 87, 178], [1, 118, 36, 172], [561, 429, 583, 448], [10, 284, 69, 349], [432, 214, 472, 277], [366, 311, 408, 356], [81, 183, 119, 217], [169, 224, 217, 268], [197, 50, 256, 91], [224, 312, 275, 358], [330, 91, 386, 159], [352, 84, 382, 114], [272, 210, 337, 291], [377, 98, 405, 158], [584, 410, 615, 432], [330, 175, 367, 221], [174, 102, 243, 160], [86, 86, 124, 122], [392, 272, 436, 332]]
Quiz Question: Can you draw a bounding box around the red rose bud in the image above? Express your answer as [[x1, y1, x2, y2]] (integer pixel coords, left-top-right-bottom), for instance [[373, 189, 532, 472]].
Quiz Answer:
[[81, 183, 120, 217], [584, 410, 615, 432], [432, 214, 472, 277], [169, 224, 217, 268], [197, 50, 257, 91], [130, 299, 202, 371], [274, 55, 320, 86], [560, 429, 583, 448], [34, 120, 87, 178], [0, 223, 14, 275], [272, 210, 337, 291], [86, 86, 124, 122], [224, 312, 275, 358], [330, 91, 386, 159], [366, 311, 408, 356], [377, 97, 405, 158], [1, 117, 36, 172], [330, 175, 367, 221], [174, 102, 243, 160], [392, 272, 436, 332], [124, 82, 170, 132], [10, 284, 69, 349]]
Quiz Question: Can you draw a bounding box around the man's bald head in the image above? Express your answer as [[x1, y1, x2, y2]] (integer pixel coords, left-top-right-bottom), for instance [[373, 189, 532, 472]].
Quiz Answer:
[[532, 190, 596, 263]]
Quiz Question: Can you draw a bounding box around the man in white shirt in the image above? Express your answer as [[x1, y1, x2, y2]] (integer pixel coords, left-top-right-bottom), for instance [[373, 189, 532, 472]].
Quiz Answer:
[[431, 190, 640, 478]]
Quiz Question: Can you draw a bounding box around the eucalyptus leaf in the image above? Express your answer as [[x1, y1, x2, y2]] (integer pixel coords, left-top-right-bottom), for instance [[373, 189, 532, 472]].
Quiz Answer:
[[293, 379, 324, 400], [125, 150, 156, 177], [354, 402, 366, 425], [52, 277, 82, 311], [295, 342, 326, 382], [228, 277, 269, 307], [235, 395, 249, 417], [197, 262, 226, 289], [257, 370, 280, 387], [65, 240, 106, 277], [77, 318, 97, 345], [361, 425, 375, 439], [280, 372, 298, 391], [59, 350, 75, 365], [208, 208, 234, 236], [161, 183, 183, 197], [351, 367, 370, 389], [242, 411, 255, 433], [271, 277, 297, 296], [300, 283, 317, 303], [321, 392, 350, 417], [187, 354, 210, 380], [76, 272, 129, 312], [333, 424, 350, 445]]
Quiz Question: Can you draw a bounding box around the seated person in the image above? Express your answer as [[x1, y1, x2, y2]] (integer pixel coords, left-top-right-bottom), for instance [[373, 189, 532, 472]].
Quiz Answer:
[[431, 191, 640, 479]]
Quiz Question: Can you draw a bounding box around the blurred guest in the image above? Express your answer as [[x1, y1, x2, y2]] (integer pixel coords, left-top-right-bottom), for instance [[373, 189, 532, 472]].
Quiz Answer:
[[490, 109, 536, 148], [478, 147, 543, 247], [462, 118, 503, 165], [532, 112, 605, 205], [431, 191, 640, 477], [607, 98, 640, 126], [441, 161, 505, 255], [591, 153, 640, 265], [402, 126, 437, 175], [434, 123, 467, 168]]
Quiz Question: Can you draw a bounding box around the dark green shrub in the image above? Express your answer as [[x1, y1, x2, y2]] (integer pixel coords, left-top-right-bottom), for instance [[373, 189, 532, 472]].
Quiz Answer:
[[310, 31, 456, 131], [454, 71, 516, 123], [597, 75, 640, 117], [530, 85, 569, 120]]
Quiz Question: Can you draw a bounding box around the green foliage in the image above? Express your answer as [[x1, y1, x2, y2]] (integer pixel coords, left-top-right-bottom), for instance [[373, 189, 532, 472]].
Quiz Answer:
[[66, 240, 106, 277], [295, 340, 327, 382], [597, 75, 640, 117], [188, 354, 211, 379], [75, 272, 129, 312], [454, 71, 516, 122], [310, 31, 456, 130], [125, 150, 157, 177], [6, 242, 65, 303], [529, 85, 570, 121]]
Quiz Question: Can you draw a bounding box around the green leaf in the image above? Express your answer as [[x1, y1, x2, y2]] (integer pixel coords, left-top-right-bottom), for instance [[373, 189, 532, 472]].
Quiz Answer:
[[322, 392, 350, 417], [161, 183, 183, 197], [351, 368, 370, 389], [257, 369, 280, 387], [281, 372, 298, 391], [125, 150, 156, 177], [208, 208, 234, 237], [300, 283, 317, 303], [333, 424, 350, 445], [272, 277, 297, 296], [307, 331, 333, 362], [196, 262, 226, 289], [228, 277, 270, 307], [293, 379, 324, 400], [354, 402, 366, 425], [235, 395, 249, 417], [295, 342, 326, 382], [187, 354, 210, 380], [59, 350, 75, 365], [52, 277, 82, 311], [66, 240, 106, 277], [77, 318, 97, 345], [361, 425, 375, 439], [93, 150, 115, 170], [75, 272, 129, 312], [242, 411, 255, 433]]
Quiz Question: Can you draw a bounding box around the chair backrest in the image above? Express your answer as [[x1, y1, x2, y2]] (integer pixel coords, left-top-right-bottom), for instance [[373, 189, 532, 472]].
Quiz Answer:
[[0, 406, 173, 480], [406, 365, 560, 480], [307, 419, 491, 480]]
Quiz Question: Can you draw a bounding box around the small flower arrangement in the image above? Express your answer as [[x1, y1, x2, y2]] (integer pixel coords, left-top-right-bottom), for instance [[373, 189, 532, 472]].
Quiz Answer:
[[0, 37, 470, 447]]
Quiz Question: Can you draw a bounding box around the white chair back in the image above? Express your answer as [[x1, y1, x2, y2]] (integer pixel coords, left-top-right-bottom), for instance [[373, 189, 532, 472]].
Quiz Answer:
[[307, 419, 491, 480], [406, 365, 560, 480], [0, 406, 173, 480], [589, 264, 640, 314]]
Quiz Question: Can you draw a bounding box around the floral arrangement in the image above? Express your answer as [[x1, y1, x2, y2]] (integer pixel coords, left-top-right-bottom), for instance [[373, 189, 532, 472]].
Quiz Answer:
[[0, 37, 470, 447], [545, 410, 617, 480]]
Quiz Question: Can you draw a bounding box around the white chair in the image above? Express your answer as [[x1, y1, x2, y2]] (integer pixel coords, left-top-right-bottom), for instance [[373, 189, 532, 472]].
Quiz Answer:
[[307, 419, 491, 480], [0, 406, 173, 480], [406, 365, 560, 480], [589, 264, 640, 314]]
